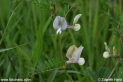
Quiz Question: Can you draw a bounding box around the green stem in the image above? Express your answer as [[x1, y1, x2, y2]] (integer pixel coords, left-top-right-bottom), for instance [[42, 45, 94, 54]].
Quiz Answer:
[[120, 59, 123, 61], [119, 0, 122, 15], [64, 68, 74, 82], [59, 35, 63, 60], [106, 58, 120, 82]]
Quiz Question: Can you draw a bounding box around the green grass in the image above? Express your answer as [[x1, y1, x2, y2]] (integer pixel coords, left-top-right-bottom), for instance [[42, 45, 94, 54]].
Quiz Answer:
[[0, 0, 123, 82]]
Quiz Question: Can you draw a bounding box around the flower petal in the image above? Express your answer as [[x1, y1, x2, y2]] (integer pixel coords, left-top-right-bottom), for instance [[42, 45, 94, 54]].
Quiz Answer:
[[66, 58, 77, 63], [78, 58, 85, 65], [73, 24, 80, 31], [56, 28, 62, 34], [53, 16, 61, 30], [104, 42, 110, 53], [103, 51, 110, 58], [66, 45, 77, 59], [73, 14, 82, 25], [60, 17, 67, 30], [72, 45, 84, 62]]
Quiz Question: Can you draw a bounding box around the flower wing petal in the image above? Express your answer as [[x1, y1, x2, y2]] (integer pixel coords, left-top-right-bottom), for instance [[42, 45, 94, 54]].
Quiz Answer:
[[61, 17, 67, 30], [53, 16, 61, 30], [72, 46, 84, 62], [73, 14, 82, 25]]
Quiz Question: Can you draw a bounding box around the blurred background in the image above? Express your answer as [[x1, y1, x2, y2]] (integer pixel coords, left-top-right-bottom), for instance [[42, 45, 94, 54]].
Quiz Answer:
[[0, 0, 123, 82]]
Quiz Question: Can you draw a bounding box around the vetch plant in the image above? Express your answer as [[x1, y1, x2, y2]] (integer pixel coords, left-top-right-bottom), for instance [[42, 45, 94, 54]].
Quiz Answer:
[[103, 42, 123, 82], [53, 16, 67, 34], [101, 14, 123, 82], [66, 45, 85, 65]]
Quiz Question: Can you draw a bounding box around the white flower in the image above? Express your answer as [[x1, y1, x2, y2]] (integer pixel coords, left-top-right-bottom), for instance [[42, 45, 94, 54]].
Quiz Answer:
[[103, 51, 110, 58], [53, 16, 67, 34], [73, 14, 82, 31], [67, 14, 82, 31], [66, 45, 85, 65]]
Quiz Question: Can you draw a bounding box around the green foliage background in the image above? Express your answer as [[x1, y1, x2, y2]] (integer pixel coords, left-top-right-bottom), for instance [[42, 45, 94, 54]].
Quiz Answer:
[[0, 0, 123, 82]]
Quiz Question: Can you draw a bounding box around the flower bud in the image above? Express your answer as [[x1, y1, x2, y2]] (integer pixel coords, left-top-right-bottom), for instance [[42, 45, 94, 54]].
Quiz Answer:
[[113, 46, 118, 57], [103, 51, 110, 58]]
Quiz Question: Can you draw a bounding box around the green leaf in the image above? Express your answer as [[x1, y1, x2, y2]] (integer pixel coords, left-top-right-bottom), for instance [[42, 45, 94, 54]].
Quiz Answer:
[[48, 59, 54, 67], [85, 69, 98, 82], [32, 0, 50, 13], [0, 48, 14, 52], [47, 70, 58, 82], [58, 70, 83, 75], [0, 2, 22, 45], [0, 60, 5, 67], [85, 67, 110, 82], [37, 57, 64, 72], [12, 41, 32, 65], [0, 42, 31, 53], [44, 61, 51, 68], [37, 65, 45, 71], [39, 63, 47, 70], [56, 57, 62, 67], [96, 67, 110, 78], [31, 17, 52, 68], [52, 58, 58, 67]]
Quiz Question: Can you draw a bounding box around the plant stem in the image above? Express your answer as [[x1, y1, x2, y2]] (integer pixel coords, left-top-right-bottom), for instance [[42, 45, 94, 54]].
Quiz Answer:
[[106, 58, 120, 82], [65, 2, 82, 17], [64, 68, 74, 82], [120, 59, 123, 61], [8, 55, 16, 72], [119, 0, 122, 15], [59, 35, 63, 60]]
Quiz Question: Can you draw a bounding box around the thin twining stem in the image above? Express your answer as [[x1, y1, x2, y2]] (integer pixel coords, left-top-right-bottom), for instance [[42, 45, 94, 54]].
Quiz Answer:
[[106, 58, 120, 82], [65, 2, 82, 17]]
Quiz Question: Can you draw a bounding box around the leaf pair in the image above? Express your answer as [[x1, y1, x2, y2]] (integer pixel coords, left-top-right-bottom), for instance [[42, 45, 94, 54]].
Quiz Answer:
[[37, 57, 64, 72], [85, 67, 110, 82]]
